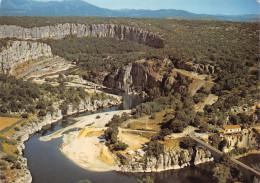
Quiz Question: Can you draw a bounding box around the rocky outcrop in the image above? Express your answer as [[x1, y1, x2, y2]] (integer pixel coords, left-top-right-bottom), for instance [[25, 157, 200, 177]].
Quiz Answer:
[[0, 40, 71, 78], [120, 147, 213, 172], [0, 40, 52, 74], [104, 60, 164, 94], [103, 60, 194, 94], [5, 96, 121, 183], [222, 129, 260, 153], [176, 61, 219, 75], [0, 24, 164, 48]]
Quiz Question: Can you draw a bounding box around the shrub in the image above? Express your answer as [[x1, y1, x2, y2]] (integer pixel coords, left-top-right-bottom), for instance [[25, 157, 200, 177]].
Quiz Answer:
[[14, 126, 20, 131], [147, 141, 164, 159], [12, 162, 21, 169], [114, 142, 128, 151], [0, 160, 8, 170], [3, 154, 17, 163], [0, 174, 6, 180], [4, 138, 17, 145], [96, 115, 101, 119], [38, 109, 47, 117], [180, 137, 195, 149]]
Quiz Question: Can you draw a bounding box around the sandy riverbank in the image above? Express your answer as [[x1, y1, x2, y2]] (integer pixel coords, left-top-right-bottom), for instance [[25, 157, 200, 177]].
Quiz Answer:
[[46, 110, 130, 171], [39, 110, 130, 141]]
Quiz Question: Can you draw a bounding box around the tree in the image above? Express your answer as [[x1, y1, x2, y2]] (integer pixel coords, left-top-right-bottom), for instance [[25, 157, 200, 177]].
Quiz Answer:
[[60, 102, 69, 115], [38, 110, 46, 117], [170, 120, 186, 133], [113, 142, 128, 151], [147, 141, 164, 159], [200, 123, 209, 133], [213, 163, 231, 183], [210, 134, 221, 148], [180, 137, 195, 149]]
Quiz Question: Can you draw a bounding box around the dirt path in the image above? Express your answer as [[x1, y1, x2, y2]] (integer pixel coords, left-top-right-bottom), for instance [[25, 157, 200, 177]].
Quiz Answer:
[[195, 94, 218, 112]]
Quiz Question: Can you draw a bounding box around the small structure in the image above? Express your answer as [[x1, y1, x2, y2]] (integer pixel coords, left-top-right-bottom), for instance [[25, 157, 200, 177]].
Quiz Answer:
[[127, 150, 134, 155], [223, 125, 241, 134], [100, 139, 106, 143]]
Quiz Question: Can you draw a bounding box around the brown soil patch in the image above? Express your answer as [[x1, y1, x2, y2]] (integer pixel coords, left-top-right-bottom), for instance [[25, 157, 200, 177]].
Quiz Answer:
[[119, 129, 149, 152], [0, 117, 21, 131]]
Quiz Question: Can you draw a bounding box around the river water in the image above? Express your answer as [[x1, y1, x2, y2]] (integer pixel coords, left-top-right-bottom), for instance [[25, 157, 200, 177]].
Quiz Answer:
[[24, 91, 258, 183]]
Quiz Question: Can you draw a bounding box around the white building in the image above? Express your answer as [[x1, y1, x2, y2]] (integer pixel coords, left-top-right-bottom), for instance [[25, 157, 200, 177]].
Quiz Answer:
[[223, 125, 241, 134]]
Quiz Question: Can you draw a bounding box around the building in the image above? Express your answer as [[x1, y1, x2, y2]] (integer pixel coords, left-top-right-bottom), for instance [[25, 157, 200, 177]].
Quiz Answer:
[[223, 125, 241, 134]]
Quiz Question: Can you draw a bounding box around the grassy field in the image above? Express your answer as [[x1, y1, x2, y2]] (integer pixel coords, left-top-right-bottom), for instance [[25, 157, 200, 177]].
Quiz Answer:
[[121, 109, 174, 132], [0, 117, 21, 131]]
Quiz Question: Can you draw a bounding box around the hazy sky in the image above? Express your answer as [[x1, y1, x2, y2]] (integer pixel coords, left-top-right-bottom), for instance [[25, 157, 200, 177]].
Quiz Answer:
[[35, 0, 260, 15]]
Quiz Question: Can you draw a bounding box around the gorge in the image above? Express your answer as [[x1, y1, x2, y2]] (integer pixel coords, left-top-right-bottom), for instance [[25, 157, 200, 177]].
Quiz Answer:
[[0, 17, 259, 183]]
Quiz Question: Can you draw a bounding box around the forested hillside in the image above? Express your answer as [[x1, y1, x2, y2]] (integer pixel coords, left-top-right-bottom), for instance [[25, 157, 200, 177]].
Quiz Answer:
[[0, 16, 259, 127], [0, 16, 259, 183]]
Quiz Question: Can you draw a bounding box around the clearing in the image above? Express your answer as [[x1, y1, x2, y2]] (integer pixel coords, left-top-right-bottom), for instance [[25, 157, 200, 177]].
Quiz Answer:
[[121, 110, 173, 132], [0, 117, 21, 131]]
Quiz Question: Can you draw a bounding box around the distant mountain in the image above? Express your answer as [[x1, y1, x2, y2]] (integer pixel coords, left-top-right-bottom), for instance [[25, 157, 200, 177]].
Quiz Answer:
[[0, 0, 259, 22]]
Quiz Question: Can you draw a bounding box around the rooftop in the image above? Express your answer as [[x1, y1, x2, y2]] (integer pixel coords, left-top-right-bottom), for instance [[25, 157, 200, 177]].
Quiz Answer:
[[223, 125, 241, 130]]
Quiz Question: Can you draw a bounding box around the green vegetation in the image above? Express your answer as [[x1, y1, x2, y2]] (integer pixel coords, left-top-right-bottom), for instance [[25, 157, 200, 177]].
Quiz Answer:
[[113, 142, 128, 151], [137, 176, 154, 183], [213, 154, 243, 183], [0, 16, 259, 181], [147, 141, 164, 159], [179, 137, 195, 149], [42, 35, 149, 75], [104, 112, 130, 145], [0, 74, 111, 118]]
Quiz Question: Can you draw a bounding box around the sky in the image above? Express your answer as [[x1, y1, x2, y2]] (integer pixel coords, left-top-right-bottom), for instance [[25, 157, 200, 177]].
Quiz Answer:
[[36, 0, 260, 15]]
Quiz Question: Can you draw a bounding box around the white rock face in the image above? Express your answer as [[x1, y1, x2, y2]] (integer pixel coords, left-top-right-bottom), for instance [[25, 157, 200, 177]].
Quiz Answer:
[[121, 147, 214, 172], [0, 24, 164, 48], [0, 41, 52, 74]]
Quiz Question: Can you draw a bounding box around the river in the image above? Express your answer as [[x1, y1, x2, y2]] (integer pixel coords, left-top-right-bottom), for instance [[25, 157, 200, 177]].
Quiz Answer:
[[23, 90, 259, 183]]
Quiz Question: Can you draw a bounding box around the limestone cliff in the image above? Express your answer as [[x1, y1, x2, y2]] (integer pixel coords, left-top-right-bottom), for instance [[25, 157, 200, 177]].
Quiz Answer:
[[103, 60, 198, 94], [222, 128, 260, 153], [0, 24, 164, 48], [103, 60, 164, 94], [0, 41, 52, 74], [120, 146, 213, 172], [0, 40, 70, 78]]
